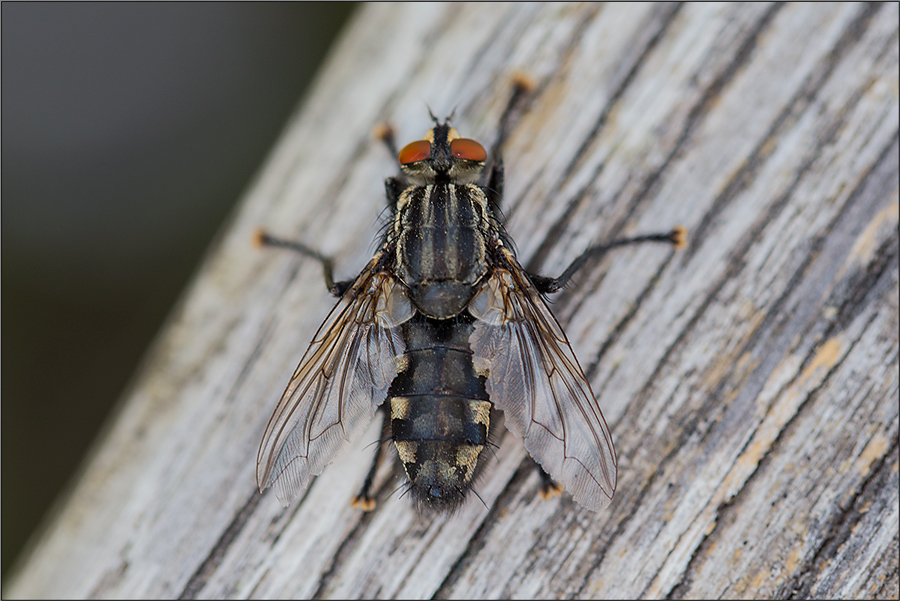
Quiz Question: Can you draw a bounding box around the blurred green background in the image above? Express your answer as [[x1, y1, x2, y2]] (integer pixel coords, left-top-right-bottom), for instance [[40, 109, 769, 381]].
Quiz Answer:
[[2, 2, 356, 576]]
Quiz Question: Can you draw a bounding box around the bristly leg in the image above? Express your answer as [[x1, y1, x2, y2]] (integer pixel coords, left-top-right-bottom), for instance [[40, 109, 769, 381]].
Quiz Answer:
[[373, 123, 399, 159], [485, 73, 536, 213], [490, 72, 537, 163], [524, 228, 685, 499], [529, 226, 688, 295], [255, 225, 391, 510], [252, 228, 352, 297], [533, 461, 564, 500], [373, 124, 410, 212], [351, 407, 392, 511]]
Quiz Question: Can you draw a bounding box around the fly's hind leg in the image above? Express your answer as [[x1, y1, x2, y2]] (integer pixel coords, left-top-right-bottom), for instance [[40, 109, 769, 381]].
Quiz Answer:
[[351, 406, 392, 511], [533, 461, 564, 500], [253, 229, 353, 297]]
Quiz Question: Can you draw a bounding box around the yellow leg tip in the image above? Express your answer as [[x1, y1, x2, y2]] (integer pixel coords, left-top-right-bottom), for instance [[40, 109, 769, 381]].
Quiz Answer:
[[671, 225, 688, 250], [372, 123, 394, 143], [539, 482, 564, 500], [351, 495, 377, 512], [252, 228, 269, 248], [511, 71, 537, 93]]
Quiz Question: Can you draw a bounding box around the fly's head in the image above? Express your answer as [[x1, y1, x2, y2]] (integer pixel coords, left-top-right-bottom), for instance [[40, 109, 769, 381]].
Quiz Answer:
[[397, 120, 486, 185]]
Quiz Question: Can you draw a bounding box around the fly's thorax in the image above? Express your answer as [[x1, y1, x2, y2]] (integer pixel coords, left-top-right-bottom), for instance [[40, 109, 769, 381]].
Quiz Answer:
[[393, 182, 496, 319]]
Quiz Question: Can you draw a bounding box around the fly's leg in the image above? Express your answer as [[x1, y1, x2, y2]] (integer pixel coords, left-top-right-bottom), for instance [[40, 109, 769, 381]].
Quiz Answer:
[[534, 461, 564, 499], [254, 120, 411, 289], [529, 227, 688, 295], [383, 177, 406, 212], [486, 159, 505, 216], [253, 229, 353, 297], [492, 72, 535, 159], [374, 123, 400, 159], [351, 407, 392, 511], [485, 73, 535, 212], [524, 227, 686, 497], [374, 124, 408, 212]]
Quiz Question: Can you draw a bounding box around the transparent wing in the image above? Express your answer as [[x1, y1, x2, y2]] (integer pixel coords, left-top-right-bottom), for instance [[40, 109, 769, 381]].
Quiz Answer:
[[257, 255, 414, 506], [469, 248, 617, 511]]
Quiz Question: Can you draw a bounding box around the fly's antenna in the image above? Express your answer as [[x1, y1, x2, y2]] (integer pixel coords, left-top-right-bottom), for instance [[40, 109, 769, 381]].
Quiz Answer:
[[426, 105, 458, 126], [444, 106, 458, 124], [427, 105, 440, 125]]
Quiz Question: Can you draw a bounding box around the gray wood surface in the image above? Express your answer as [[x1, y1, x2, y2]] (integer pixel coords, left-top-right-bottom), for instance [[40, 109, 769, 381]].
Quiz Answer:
[[8, 3, 898, 599]]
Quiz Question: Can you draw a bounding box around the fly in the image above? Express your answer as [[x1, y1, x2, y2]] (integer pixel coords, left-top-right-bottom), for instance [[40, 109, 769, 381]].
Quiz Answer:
[[255, 76, 686, 512]]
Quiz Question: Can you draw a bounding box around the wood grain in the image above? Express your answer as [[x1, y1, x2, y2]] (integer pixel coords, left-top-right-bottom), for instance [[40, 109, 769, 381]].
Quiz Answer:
[[8, 3, 898, 599]]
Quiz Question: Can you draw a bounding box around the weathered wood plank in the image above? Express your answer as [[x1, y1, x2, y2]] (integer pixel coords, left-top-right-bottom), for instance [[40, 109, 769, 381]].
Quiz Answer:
[[8, 3, 898, 599]]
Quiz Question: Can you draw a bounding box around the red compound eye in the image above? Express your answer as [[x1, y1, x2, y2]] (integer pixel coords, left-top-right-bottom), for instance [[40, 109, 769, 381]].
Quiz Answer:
[[450, 138, 487, 162], [398, 140, 432, 165]]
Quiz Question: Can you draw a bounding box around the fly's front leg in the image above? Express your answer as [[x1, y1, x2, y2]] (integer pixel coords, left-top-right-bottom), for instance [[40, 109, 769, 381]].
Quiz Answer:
[[253, 229, 353, 297], [384, 177, 406, 212], [253, 125, 407, 295], [374, 123, 408, 212], [529, 227, 688, 295], [484, 73, 535, 211], [486, 158, 505, 215], [374, 123, 399, 159], [488, 72, 536, 170]]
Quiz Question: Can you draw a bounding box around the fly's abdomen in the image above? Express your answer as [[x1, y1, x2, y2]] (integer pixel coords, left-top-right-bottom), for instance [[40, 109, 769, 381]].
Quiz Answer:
[[388, 314, 491, 510], [391, 396, 491, 510]]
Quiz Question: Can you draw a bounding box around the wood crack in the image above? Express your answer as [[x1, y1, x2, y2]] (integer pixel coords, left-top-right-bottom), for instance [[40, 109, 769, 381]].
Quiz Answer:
[[432, 450, 535, 598], [660, 162, 898, 599], [309, 500, 386, 599], [783, 426, 899, 599], [663, 303, 882, 599], [178, 490, 261, 599]]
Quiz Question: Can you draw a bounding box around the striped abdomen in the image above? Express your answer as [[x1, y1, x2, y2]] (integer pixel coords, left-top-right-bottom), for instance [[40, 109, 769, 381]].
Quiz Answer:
[[389, 313, 491, 511]]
